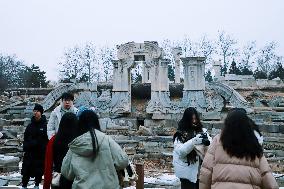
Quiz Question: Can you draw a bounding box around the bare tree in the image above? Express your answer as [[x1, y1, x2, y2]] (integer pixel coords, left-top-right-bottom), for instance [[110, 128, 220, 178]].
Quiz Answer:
[[257, 41, 278, 75], [59, 46, 84, 82], [98, 46, 115, 82], [240, 41, 257, 68], [59, 42, 101, 82], [217, 31, 238, 68], [81, 42, 98, 83], [180, 36, 194, 57], [196, 35, 216, 64]]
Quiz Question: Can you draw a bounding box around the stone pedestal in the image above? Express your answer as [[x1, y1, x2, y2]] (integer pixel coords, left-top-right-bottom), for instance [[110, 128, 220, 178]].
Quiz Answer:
[[181, 57, 206, 91], [110, 92, 131, 114], [180, 91, 207, 113]]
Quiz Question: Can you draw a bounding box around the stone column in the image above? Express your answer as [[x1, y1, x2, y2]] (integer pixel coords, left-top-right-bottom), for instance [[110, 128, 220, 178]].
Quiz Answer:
[[213, 60, 222, 80], [112, 60, 120, 91], [180, 57, 206, 113], [142, 63, 151, 83], [110, 60, 131, 114], [146, 59, 171, 116], [172, 47, 182, 84]]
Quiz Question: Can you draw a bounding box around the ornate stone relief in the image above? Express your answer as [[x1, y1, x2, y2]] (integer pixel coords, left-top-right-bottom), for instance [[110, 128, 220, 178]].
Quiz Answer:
[[96, 89, 112, 113], [110, 92, 131, 114]]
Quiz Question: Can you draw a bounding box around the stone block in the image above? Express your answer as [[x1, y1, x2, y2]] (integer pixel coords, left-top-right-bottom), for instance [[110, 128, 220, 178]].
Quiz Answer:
[[0, 155, 20, 172], [4, 139, 20, 146], [0, 178, 8, 187], [0, 146, 19, 154], [1, 130, 17, 139], [99, 118, 111, 131], [201, 121, 213, 130], [202, 111, 221, 120], [7, 109, 23, 114], [23, 118, 31, 127], [211, 121, 224, 130], [263, 124, 279, 133], [152, 113, 171, 120], [10, 119, 25, 125], [3, 114, 12, 120], [279, 124, 284, 134]]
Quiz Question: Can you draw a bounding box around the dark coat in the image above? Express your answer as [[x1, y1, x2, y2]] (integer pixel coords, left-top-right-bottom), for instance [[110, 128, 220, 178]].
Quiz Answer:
[[53, 134, 73, 189], [21, 115, 48, 177]]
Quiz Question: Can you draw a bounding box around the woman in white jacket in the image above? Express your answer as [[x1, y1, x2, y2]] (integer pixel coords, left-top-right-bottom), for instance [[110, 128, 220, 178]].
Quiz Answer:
[[173, 107, 211, 189]]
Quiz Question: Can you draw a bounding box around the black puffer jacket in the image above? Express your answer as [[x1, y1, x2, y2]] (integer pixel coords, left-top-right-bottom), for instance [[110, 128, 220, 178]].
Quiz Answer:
[[21, 115, 48, 177]]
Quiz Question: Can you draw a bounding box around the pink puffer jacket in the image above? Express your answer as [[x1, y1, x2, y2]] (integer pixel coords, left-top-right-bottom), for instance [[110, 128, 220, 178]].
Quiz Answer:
[[199, 135, 278, 189]]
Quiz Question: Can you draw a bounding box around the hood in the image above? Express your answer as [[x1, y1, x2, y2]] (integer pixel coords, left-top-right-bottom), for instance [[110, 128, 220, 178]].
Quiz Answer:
[[68, 130, 106, 157]]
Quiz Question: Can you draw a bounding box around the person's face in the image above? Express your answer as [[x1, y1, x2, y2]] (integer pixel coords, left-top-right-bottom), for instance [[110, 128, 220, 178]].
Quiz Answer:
[[33, 110, 42, 120], [63, 99, 73, 109], [192, 114, 198, 126]]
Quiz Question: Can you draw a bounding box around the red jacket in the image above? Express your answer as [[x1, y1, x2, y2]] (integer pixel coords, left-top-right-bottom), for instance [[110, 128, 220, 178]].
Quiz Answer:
[[43, 135, 55, 189]]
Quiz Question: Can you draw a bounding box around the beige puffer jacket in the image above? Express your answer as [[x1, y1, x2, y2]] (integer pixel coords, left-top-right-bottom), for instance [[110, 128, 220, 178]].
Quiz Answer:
[[199, 135, 278, 189]]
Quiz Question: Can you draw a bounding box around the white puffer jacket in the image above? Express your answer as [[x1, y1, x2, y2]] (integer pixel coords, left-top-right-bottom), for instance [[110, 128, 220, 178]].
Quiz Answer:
[[173, 128, 211, 183], [47, 104, 78, 139]]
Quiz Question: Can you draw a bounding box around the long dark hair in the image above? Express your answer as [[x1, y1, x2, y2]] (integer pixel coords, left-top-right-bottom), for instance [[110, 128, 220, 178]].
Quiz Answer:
[[77, 110, 101, 156], [173, 107, 203, 164], [54, 112, 78, 146], [220, 109, 263, 160]]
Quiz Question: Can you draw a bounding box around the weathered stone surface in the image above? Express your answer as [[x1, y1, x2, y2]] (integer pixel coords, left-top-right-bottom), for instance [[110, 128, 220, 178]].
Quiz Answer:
[[0, 130, 17, 139], [0, 146, 19, 154], [261, 124, 279, 133], [4, 139, 20, 146], [135, 126, 153, 136], [0, 178, 8, 187], [0, 155, 20, 172]]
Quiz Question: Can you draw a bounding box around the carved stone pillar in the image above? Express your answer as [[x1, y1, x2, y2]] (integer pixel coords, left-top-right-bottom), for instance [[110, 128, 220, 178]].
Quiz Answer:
[[110, 60, 131, 114], [172, 47, 182, 84], [180, 57, 206, 113], [142, 64, 151, 83], [146, 59, 171, 116], [213, 60, 222, 80]]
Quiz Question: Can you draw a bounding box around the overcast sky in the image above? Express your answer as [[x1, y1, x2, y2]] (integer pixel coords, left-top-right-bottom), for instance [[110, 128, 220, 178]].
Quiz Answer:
[[0, 0, 283, 81]]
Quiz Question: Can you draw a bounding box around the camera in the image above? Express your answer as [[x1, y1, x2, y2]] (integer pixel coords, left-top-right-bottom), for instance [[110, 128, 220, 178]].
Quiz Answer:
[[200, 133, 210, 146]]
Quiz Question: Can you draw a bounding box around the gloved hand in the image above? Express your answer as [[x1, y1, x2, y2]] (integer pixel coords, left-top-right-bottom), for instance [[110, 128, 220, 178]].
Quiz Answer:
[[193, 134, 203, 145]]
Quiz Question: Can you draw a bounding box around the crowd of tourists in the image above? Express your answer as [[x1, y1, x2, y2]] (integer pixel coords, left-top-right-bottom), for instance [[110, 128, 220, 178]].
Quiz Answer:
[[20, 92, 278, 189]]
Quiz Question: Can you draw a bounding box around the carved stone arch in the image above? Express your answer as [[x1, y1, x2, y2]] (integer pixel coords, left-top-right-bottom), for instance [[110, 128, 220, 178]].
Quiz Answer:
[[207, 82, 252, 112], [41, 83, 77, 111], [40, 83, 97, 112], [117, 42, 136, 61]]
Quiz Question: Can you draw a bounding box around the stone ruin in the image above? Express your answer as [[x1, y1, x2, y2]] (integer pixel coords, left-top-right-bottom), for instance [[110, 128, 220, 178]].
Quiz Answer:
[[0, 41, 284, 187]]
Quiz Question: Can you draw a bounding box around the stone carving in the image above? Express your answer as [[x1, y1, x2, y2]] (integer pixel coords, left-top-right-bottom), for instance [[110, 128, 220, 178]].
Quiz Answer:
[[204, 89, 224, 112], [146, 92, 172, 114], [40, 83, 97, 111], [41, 83, 77, 111], [179, 91, 207, 113], [110, 92, 131, 114], [207, 82, 252, 112], [74, 91, 97, 108], [96, 90, 112, 113]]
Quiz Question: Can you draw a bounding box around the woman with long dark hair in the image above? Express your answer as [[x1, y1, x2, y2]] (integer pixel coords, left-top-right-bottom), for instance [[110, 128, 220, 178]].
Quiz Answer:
[[173, 107, 211, 189], [61, 110, 129, 189], [199, 109, 278, 189], [44, 112, 78, 189]]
